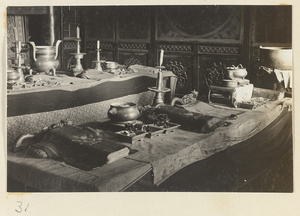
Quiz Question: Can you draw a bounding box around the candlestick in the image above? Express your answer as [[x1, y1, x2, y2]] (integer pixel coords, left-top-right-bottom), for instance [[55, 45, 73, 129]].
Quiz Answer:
[[97, 40, 100, 61], [157, 71, 163, 90], [159, 49, 164, 66], [77, 26, 80, 38], [77, 43, 80, 54]]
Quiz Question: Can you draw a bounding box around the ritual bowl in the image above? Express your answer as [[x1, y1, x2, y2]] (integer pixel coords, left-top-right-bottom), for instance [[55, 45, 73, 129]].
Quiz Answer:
[[106, 61, 119, 69], [108, 102, 140, 123], [259, 46, 292, 70]]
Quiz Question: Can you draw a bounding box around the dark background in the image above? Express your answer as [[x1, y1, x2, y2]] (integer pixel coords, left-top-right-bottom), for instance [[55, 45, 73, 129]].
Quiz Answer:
[[7, 5, 292, 95]]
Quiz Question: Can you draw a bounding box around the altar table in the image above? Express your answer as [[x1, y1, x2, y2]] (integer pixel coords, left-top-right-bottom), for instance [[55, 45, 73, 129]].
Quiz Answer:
[[7, 90, 292, 192]]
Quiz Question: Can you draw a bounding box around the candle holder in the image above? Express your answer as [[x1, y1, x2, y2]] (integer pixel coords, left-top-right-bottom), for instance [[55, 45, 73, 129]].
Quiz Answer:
[[8, 41, 28, 83], [148, 66, 170, 106], [92, 48, 105, 72], [70, 38, 86, 76]]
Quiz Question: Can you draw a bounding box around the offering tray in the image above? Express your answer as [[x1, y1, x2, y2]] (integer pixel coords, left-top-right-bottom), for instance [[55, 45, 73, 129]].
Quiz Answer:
[[114, 121, 164, 144], [149, 122, 181, 134], [108, 120, 141, 131], [114, 122, 181, 144], [115, 130, 148, 143], [115, 125, 166, 143]]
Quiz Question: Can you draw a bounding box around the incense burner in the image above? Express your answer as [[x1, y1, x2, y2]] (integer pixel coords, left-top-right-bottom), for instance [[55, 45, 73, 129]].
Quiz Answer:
[[108, 102, 140, 123]]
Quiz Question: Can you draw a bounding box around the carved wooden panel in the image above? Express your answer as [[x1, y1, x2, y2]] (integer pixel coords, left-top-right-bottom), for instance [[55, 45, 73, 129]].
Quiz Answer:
[[158, 44, 192, 53], [198, 45, 240, 55], [7, 15, 17, 68], [84, 7, 116, 41], [62, 6, 79, 39], [7, 15, 30, 68], [7, 7, 48, 15], [156, 6, 243, 42], [61, 40, 78, 70], [86, 51, 114, 69], [118, 52, 148, 67], [85, 41, 115, 68], [86, 41, 114, 50], [117, 7, 151, 42], [198, 54, 241, 92], [253, 6, 292, 44], [119, 43, 148, 50], [162, 53, 194, 94]]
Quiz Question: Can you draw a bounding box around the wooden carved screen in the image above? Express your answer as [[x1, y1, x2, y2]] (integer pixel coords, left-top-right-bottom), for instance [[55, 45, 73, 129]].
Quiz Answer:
[[156, 6, 242, 42]]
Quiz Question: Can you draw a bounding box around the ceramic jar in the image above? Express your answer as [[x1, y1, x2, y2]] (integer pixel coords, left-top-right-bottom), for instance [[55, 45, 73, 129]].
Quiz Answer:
[[259, 46, 292, 70], [107, 102, 140, 123]]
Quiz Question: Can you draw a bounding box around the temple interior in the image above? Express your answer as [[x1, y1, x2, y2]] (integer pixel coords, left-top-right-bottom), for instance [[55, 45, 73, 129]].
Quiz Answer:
[[6, 5, 293, 193]]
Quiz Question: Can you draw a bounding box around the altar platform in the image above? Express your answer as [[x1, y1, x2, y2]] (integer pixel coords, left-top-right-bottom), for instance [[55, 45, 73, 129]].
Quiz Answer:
[[7, 92, 293, 192]]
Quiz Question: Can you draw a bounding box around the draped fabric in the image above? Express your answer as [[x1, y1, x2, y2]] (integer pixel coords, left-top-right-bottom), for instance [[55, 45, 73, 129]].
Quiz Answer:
[[7, 96, 292, 191]]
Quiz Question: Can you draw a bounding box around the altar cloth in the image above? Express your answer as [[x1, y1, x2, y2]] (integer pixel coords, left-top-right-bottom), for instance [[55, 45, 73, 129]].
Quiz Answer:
[[7, 91, 292, 191], [126, 97, 292, 185], [7, 70, 176, 117]]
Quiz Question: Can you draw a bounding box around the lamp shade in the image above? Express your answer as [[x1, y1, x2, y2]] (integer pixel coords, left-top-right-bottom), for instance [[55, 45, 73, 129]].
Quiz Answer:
[[259, 46, 292, 70]]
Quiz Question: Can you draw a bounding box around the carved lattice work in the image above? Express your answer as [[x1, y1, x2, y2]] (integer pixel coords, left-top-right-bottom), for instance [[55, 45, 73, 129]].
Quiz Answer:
[[91, 56, 108, 69], [119, 43, 147, 50], [165, 60, 188, 89], [124, 57, 142, 67], [198, 46, 240, 55], [86, 41, 114, 49], [205, 62, 227, 87], [158, 44, 192, 52]]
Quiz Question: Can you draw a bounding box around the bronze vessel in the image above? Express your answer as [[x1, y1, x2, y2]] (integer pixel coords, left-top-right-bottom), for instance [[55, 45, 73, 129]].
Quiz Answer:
[[29, 40, 62, 75], [108, 102, 140, 123]]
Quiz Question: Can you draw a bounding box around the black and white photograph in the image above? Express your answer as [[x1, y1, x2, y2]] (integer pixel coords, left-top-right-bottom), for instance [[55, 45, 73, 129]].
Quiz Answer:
[[1, 1, 299, 215]]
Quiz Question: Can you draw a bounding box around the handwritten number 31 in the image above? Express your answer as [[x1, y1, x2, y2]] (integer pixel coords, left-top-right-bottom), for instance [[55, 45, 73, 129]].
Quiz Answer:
[[15, 201, 29, 213]]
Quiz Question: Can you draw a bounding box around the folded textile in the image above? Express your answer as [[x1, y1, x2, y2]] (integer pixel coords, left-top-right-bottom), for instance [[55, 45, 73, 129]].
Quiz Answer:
[[274, 69, 292, 88]]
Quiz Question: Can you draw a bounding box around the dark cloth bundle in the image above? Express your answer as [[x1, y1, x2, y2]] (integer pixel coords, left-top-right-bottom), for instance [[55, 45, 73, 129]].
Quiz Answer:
[[23, 125, 130, 171]]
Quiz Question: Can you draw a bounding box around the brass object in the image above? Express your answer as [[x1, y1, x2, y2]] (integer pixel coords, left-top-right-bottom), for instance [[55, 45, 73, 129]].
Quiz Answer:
[[29, 40, 62, 76], [92, 42, 104, 72], [105, 61, 119, 69], [148, 68, 170, 106], [225, 64, 248, 80], [70, 38, 86, 76], [148, 50, 170, 106], [107, 102, 140, 123], [207, 64, 253, 107], [7, 69, 21, 84], [260, 46, 292, 70], [8, 41, 28, 83]]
